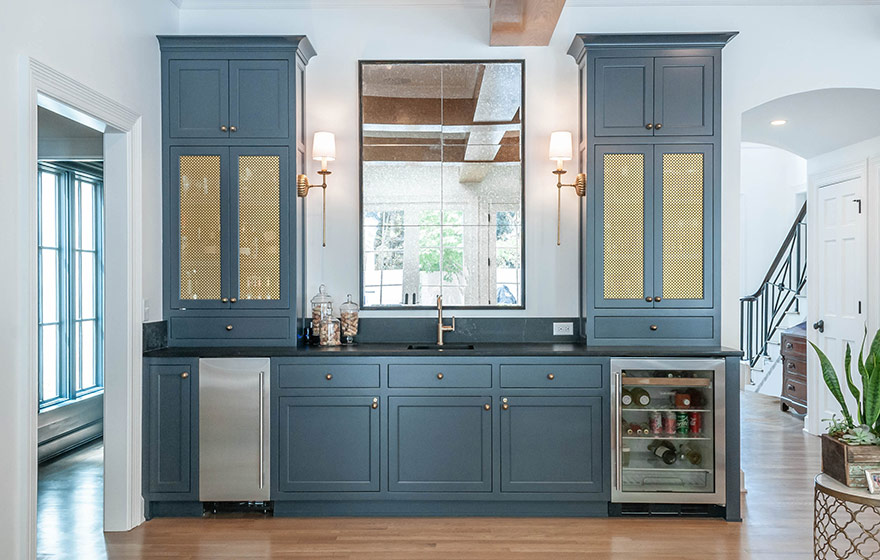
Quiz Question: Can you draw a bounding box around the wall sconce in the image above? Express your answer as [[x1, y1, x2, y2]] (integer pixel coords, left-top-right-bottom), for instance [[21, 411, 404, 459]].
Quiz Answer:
[[297, 131, 336, 247], [549, 131, 586, 246]]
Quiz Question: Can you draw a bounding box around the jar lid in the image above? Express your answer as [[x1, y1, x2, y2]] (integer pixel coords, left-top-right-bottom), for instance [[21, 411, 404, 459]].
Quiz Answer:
[[340, 294, 359, 312], [311, 284, 332, 305]]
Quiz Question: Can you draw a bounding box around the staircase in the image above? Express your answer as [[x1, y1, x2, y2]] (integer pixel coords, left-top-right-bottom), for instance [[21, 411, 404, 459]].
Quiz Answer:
[[740, 202, 807, 396]]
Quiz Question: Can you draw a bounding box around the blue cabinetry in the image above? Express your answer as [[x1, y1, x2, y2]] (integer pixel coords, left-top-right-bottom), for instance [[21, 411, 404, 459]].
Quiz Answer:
[[570, 33, 735, 346], [159, 36, 314, 346]]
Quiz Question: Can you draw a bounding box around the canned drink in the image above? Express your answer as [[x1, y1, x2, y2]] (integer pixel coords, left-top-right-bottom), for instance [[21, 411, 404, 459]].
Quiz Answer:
[[676, 412, 689, 434], [663, 411, 677, 434], [689, 411, 702, 434], [649, 411, 663, 434]]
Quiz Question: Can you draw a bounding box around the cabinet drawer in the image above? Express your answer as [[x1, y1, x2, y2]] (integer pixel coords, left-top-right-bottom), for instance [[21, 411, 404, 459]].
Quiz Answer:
[[170, 317, 289, 340], [594, 316, 713, 340], [500, 365, 602, 389], [783, 374, 807, 405], [388, 365, 492, 388], [781, 335, 806, 359], [278, 364, 380, 388], [782, 357, 806, 379]]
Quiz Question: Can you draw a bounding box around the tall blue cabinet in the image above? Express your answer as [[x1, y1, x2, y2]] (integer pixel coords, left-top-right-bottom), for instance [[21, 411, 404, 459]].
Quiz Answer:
[[569, 33, 736, 346], [158, 36, 315, 346]]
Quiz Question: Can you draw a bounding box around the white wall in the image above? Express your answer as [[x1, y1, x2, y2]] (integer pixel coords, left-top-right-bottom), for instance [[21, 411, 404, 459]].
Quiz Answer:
[[739, 142, 806, 295], [805, 135, 880, 434], [178, 3, 880, 331], [2, 1, 177, 557]]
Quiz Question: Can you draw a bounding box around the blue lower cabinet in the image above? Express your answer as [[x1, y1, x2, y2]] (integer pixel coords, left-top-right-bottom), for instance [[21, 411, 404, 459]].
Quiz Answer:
[[501, 396, 604, 493], [278, 396, 379, 492], [146, 361, 197, 495], [389, 396, 492, 492]]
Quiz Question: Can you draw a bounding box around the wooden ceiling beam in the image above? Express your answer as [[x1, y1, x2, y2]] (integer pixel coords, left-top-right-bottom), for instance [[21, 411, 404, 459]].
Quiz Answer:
[[489, 0, 566, 46]]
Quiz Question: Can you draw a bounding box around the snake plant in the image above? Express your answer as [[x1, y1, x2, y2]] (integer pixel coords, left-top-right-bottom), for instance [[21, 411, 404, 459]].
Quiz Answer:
[[811, 327, 880, 439]]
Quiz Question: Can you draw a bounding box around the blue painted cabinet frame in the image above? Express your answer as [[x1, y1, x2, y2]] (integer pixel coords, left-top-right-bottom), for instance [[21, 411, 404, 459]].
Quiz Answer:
[[158, 36, 316, 346], [570, 33, 736, 347]]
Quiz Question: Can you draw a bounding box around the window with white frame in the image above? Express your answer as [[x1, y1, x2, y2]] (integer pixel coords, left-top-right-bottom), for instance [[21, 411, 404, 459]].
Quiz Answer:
[[38, 162, 104, 409]]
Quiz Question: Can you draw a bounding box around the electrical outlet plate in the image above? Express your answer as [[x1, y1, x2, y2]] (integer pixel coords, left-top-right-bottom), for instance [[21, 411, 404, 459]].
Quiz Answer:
[[553, 322, 574, 336]]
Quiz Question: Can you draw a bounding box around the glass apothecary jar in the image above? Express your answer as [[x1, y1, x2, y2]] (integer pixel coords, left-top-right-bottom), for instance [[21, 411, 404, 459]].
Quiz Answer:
[[319, 317, 341, 346], [340, 294, 359, 344], [310, 284, 333, 328]]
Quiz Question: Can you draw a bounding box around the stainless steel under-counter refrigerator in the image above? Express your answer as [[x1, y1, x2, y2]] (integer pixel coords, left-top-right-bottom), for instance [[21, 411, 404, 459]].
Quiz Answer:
[[611, 358, 726, 505], [199, 358, 271, 502]]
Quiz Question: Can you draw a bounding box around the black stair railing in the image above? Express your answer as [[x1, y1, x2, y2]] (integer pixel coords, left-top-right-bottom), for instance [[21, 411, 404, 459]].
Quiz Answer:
[[740, 201, 807, 367]]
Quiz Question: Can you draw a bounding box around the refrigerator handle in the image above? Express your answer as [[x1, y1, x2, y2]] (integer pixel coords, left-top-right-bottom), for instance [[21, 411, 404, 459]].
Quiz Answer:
[[259, 371, 265, 489], [612, 369, 620, 491]]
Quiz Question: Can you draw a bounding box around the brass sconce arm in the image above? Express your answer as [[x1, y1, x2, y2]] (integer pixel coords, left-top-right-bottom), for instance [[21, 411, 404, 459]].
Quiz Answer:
[[296, 169, 330, 247], [554, 169, 586, 246]]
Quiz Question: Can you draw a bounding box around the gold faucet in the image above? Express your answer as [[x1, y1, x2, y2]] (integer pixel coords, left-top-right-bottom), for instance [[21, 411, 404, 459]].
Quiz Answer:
[[436, 295, 455, 346]]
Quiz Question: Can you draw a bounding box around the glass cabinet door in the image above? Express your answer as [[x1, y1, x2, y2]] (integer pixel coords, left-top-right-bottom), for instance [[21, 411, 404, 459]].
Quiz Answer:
[[653, 144, 713, 308], [171, 147, 230, 309], [230, 147, 289, 309], [594, 145, 653, 308]]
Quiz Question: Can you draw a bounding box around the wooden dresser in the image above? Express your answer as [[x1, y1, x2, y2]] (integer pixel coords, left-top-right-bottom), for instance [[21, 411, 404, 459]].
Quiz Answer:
[[780, 323, 807, 414]]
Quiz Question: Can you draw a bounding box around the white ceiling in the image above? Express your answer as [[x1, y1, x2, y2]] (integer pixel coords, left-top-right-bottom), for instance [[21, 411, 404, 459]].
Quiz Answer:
[[168, 0, 879, 9], [741, 88, 880, 159]]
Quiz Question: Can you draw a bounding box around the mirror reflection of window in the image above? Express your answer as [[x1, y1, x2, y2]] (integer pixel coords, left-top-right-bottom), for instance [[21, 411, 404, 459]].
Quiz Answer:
[[360, 61, 524, 308]]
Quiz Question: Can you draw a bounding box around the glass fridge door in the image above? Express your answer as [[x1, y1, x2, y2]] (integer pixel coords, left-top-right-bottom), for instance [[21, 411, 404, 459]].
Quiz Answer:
[[612, 358, 725, 503]]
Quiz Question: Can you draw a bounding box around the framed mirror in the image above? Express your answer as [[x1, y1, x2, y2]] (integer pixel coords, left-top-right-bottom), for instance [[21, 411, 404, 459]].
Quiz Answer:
[[359, 60, 524, 309]]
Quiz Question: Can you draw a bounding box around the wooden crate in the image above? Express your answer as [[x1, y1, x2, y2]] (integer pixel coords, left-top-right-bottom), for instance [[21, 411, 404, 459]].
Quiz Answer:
[[822, 434, 880, 488]]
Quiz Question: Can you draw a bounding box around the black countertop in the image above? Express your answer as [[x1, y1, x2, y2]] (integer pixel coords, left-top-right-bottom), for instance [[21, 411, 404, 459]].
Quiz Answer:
[[144, 343, 742, 359]]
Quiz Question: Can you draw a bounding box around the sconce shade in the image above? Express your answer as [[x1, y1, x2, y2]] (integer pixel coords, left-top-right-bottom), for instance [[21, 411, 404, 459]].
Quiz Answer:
[[549, 131, 573, 161], [312, 131, 336, 161]]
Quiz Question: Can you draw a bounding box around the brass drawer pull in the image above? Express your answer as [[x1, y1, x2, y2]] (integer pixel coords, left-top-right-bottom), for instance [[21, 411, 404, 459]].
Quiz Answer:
[[437, 373, 444, 380], [650, 325, 658, 331], [654, 296, 661, 302], [221, 297, 229, 303], [484, 404, 491, 411], [181, 372, 189, 379], [646, 123, 653, 130], [230, 125, 237, 132], [547, 373, 555, 380], [230, 297, 237, 303], [326, 373, 333, 380], [226, 325, 234, 331], [372, 398, 378, 409], [645, 296, 653, 302], [655, 123, 663, 130], [220, 125, 228, 132]]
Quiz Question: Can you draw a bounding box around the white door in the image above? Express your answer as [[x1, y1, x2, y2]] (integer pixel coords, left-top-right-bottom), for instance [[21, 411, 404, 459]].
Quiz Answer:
[[812, 174, 867, 429]]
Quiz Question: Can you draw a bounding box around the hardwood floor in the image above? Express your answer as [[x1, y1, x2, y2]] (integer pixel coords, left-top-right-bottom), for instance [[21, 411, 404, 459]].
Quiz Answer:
[[40, 393, 820, 559]]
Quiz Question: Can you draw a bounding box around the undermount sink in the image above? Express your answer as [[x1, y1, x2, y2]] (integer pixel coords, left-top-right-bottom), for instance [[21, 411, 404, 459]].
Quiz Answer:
[[406, 344, 476, 351]]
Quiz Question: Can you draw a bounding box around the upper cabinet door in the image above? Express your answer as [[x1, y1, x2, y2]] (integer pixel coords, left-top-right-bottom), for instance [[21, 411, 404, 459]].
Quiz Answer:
[[229, 60, 289, 139], [229, 147, 290, 309], [653, 57, 714, 137], [652, 144, 714, 308], [594, 145, 654, 309], [169, 147, 232, 310], [169, 60, 230, 139], [594, 57, 654, 137]]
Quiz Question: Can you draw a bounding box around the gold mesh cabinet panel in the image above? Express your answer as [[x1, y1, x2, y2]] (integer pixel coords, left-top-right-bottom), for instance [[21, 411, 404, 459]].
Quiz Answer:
[[179, 155, 222, 300], [603, 153, 645, 300], [238, 155, 281, 300], [662, 153, 704, 300]]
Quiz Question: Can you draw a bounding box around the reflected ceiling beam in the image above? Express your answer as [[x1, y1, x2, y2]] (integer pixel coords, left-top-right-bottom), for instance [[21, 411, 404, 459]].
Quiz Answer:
[[489, 0, 566, 46]]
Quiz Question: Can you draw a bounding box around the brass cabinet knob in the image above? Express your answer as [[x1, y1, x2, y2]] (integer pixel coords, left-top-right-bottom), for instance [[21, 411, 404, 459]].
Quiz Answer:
[[181, 372, 189, 379], [230, 125, 237, 132], [645, 296, 653, 302], [484, 404, 491, 411], [655, 123, 662, 130], [502, 397, 508, 403], [502, 403, 509, 410], [437, 373, 444, 380], [371, 398, 378, 409], [650, 325, 658, 331], [220, 125, 228, 132], [230, 297, 237, 303], [654, 296, 661, 302], [646, 123, 653, 129], [221, 297, 229, 303], [326, 373, 333, 380], [226, 324, 234, 331], [547, 373, 555, 380]]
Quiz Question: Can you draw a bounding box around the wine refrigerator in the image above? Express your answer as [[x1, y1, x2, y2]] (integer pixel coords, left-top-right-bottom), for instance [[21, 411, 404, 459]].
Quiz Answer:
[[611, 358, 726, 505]]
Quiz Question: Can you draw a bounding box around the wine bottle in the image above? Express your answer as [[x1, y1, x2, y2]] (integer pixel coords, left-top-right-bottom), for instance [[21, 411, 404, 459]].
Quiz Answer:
[[648, 440, 678, 465], [680, 443, 703, 466], [630, 387, 651, 408], [621, 388, 634, 407]]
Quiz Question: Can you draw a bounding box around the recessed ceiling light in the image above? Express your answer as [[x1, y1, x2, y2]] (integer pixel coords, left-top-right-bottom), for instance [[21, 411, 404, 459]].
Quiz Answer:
[[770, 119, 787, 126]]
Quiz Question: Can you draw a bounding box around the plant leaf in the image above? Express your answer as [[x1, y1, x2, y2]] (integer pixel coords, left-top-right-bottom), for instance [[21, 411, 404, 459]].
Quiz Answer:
[[811, 342, 853, 426], [845, 343, 863, 424]]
